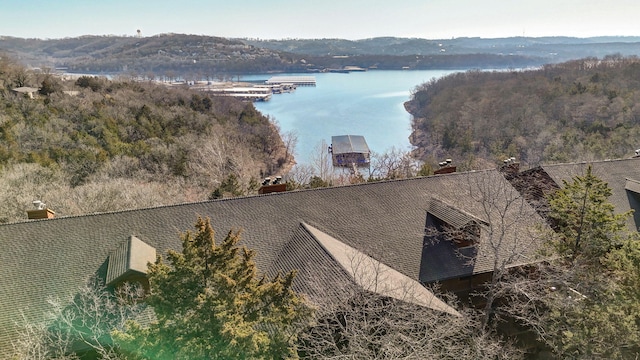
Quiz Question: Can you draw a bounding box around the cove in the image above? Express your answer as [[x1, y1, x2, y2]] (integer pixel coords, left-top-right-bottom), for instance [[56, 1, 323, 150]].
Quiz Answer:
[[241, 70, 458, 166]]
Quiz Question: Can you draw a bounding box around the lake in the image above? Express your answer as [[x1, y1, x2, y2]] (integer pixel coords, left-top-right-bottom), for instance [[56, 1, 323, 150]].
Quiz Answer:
[[241, 70, 458, 166]]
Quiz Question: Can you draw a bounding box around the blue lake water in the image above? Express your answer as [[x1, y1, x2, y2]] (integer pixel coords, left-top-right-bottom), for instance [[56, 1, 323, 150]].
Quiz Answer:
[[241, 70, 458, 166]]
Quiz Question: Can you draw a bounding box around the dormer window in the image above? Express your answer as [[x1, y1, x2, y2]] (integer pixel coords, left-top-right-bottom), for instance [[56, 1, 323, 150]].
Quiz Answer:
[[426, 198, 488, 249], [106, 236, 156, 289]]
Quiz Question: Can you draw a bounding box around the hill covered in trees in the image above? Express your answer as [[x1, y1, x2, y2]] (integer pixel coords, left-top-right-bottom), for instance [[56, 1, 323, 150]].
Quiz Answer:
[[246, 36, 640, 60], [406, 56, 640, 169], [6, 34, 640, 78], [0, 34, 304, 78], [0, 55, 288, 222]]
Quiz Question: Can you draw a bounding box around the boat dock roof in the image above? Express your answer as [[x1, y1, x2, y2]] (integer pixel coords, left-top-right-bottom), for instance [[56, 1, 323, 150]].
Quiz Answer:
[[331, 135, 370, 155]]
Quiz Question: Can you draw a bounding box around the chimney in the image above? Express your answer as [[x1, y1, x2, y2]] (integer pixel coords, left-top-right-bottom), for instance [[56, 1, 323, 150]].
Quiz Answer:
[[27, 200, 55, 220], [258, 176, 287, 194], [434, 159, 456, 175], [499, 157, 520, 176]]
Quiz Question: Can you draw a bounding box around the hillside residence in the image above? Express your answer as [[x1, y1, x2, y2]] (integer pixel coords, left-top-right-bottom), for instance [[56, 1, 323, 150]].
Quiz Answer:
[[4, 156, 639, 354], [0, 167, 554, 354], [11, 86, 39, 98]]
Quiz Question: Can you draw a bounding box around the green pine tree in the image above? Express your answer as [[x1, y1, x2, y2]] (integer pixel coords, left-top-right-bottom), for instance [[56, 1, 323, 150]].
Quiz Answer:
[[547, 165, 630, 263], [513, 165, 640, 358], [114, 217, 313, 359]]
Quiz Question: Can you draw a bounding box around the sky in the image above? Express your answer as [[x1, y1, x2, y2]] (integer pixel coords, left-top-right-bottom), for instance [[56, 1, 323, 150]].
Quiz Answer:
[[1, 0, 639, 40]]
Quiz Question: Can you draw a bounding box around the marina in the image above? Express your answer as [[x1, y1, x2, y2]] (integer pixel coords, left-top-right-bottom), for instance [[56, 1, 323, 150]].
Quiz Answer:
[[199, 86, 272, 101], [192, 75, 316, 102]]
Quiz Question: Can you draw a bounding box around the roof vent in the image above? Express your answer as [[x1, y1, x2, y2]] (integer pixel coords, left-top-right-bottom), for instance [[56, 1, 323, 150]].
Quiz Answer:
[[503, 157, 517, 164], [27, 200, 55, 220], [634, 149, 640, 157]]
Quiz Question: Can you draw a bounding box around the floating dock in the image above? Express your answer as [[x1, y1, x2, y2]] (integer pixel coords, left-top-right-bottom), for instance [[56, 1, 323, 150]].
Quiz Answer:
[[200, 86, 272, 101], [266, 76, 316, 86], [329, 135, 371, 167]]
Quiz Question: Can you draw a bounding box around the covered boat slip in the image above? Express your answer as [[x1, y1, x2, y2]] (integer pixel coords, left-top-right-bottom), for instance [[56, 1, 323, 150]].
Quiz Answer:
[[330, 135, 371, 167]]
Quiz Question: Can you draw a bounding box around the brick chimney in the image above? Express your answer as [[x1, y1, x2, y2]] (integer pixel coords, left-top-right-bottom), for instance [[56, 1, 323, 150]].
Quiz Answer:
[[499, 157, 520, 178], [434, 159, 456, 175], [258, 176, 287, 194], [27, 200, 55, 220]]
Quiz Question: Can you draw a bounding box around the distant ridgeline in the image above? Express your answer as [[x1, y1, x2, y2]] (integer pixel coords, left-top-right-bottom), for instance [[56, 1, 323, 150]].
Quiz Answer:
[[406, 56, 640, 170], [3, 34, 640, 76]]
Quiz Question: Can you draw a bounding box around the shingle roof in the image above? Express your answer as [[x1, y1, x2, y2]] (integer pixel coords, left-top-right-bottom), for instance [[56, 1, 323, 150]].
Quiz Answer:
[[419, 172, 545, 283], [0, 169, 546, 353], [428, 198, 489, 229], [541, 157, 640, 232]]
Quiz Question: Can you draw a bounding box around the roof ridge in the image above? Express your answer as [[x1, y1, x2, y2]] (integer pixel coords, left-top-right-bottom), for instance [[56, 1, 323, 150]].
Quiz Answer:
[[0, 168, 498, 227], [542, 156, 640, 168]]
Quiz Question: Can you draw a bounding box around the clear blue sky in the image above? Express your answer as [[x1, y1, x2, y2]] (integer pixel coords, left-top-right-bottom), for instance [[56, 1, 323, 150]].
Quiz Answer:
[[1, 0, 638, 40]]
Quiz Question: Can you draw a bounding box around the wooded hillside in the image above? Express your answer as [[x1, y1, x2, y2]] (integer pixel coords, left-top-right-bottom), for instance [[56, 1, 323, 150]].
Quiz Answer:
[[0, 56, 288, 222], [406, 56, 640, 169], [0, 34, 303, 77], [10, 34, 640, 77]]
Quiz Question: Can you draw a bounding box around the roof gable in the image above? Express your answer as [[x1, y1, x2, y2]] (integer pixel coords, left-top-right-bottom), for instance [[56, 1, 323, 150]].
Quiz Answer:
[[0, 170, 547, 353], [428, 198, 489, 229], [304, 223, 459, 316]]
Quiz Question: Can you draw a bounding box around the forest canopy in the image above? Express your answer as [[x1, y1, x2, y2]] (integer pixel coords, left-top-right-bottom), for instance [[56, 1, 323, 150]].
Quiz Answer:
[[0, 55, 288, 222], [406, 56, 640, 169]]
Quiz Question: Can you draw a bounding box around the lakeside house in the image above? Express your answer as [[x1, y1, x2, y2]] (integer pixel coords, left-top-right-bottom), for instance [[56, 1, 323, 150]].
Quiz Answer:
[[1, 156, 639, 355]]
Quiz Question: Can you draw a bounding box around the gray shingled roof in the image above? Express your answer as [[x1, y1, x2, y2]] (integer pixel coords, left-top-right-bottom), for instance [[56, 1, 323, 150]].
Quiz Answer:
[[420, 172, 545, 283], [428, 198, 489, 229], [0, 169, 547, 353], [541, 158, 640, 232]]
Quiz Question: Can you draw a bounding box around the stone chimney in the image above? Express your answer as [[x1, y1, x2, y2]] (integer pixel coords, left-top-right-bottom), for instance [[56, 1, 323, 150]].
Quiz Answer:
[[27, 200, 55, 220]]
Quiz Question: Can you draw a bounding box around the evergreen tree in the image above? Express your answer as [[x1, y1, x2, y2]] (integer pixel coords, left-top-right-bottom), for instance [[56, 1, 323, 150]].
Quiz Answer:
[[499, 167, 640, 358], [114, 217, 313, 359], [547, 165, 629, 263]]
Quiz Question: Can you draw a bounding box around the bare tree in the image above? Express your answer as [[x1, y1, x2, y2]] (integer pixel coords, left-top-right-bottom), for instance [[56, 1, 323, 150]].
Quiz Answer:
[[285, 163, 316, 189], [298, 234, 522, 359], [309, 139, 333, 182], [421, 168, 548, 337], [369, 147, 420, 180], [11, 277, 145, 360], [281, 129, 298, 164], [463, 170, 545, 326]]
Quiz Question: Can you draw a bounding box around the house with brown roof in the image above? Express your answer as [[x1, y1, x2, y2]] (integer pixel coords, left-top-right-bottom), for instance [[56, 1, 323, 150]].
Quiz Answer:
[[0, 169, 550, 355], [508, 157, 640, 233]]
